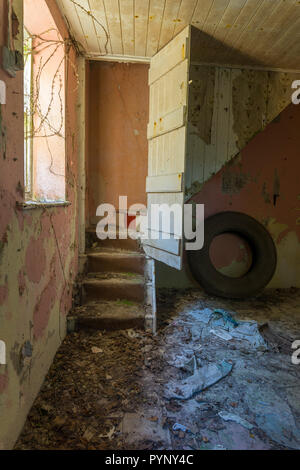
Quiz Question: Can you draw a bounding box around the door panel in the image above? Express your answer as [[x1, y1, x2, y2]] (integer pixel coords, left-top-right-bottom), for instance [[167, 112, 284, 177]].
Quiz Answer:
[[144, 26, 191, 270]]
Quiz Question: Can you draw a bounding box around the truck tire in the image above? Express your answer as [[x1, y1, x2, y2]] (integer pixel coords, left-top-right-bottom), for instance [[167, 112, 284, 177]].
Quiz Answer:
[[187, 211, 277, 299]]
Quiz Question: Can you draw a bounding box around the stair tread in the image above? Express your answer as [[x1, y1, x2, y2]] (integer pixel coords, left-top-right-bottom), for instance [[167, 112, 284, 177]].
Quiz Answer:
[[86, 227, 140, 236], [70, 300, 145, 320], [83, 272, 144, 284], [87, 248, 144, 258]]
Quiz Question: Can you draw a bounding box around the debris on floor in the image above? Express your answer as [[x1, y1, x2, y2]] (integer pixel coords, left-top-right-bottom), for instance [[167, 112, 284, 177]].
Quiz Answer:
[[218, 411, 254, 430], [193, 307, 269, 350], [15, 288, 300, 450], [259, 323, 295, 354], [165, 359, 233, 400]]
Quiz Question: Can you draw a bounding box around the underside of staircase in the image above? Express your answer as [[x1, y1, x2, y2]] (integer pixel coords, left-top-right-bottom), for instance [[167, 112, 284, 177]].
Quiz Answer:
[[69, 228, 155, 333]]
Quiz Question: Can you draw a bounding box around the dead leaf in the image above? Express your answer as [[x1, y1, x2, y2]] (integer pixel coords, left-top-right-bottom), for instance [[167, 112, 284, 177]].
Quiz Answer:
[[91, 347, 103, 354], [83, 427, 95, 442], [52, 416, 67, 429], [148, 416, 158, 422]]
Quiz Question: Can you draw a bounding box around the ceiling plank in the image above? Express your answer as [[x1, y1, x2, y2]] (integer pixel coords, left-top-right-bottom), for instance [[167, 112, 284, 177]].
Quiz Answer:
[[236, 0, 286, 59], [103, 0, 123, 55], [158, 0, 182, 50], [173, 0, 198, 36], [226, 0, 282, 63], [146, 0, 166, 56], [250, 0, 299, 64], [191, 0, 214, 29], [201, 0, 231, 37], [74, 0, 101, 54], [218, 0, 263, 55], [208, 0, 248, 63], [134, 0, 150, 57], [263, 15, 300, 68], [89, 0, 112, 54], [120, 0, 135, 56], [211, 0, 248, 43]]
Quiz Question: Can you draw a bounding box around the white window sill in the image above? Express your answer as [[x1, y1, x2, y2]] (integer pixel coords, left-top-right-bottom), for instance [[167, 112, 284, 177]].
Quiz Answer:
[[17, 201, 71, 211]]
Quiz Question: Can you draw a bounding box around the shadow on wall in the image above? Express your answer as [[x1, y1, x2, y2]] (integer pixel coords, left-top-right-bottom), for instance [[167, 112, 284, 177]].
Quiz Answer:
[[190, 26, 267, 68]]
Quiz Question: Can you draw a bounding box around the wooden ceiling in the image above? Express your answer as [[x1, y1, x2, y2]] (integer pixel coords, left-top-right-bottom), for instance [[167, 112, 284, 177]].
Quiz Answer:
[[56, 0, 300, 70]]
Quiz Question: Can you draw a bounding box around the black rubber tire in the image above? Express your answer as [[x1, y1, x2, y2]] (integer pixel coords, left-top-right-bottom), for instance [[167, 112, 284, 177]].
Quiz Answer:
[[187, 211, 277, 299]]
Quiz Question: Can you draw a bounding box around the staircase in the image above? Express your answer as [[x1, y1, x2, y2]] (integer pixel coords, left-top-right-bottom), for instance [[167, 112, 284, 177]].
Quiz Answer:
[[69, 227, 156, 332]]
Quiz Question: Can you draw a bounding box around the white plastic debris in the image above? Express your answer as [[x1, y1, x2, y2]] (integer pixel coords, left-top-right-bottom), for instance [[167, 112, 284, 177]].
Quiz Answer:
[[210, 329, 233, 341], [218, 411, 254, 430], [229, 321, 268, 350], [173, 423, 188, 433], [213, 444, 227, 450], [99, 425, 116, 440], [165, 360, 233, 400], [193, 307, 268, 350], [191, 308, 214, 324]]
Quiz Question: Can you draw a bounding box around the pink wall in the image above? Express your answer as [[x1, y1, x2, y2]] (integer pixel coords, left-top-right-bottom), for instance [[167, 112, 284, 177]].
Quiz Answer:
[[0, 0, 79, 448], [190, 102, 300, 287], [86, 61, 149, 226]]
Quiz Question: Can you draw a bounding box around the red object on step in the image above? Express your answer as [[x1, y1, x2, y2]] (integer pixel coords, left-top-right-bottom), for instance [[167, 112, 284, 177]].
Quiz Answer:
[[127, 215, 136, 229]]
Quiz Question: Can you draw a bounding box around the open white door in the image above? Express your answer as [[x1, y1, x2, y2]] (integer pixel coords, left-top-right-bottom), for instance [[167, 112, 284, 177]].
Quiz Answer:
[[143, 26, 191, 270]]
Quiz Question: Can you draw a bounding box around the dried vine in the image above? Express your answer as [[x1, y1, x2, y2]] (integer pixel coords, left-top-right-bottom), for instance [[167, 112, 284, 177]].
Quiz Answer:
[[24, 28, 81, 140], [69, 0, 110, 55]]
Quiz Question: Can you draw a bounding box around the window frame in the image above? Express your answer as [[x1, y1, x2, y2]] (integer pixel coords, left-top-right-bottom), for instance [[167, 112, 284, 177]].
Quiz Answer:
[[23, 27, 33, 199]]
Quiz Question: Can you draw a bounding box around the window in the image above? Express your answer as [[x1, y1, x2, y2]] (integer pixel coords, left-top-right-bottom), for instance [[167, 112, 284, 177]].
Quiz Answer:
[[23, 0, 66, 203]]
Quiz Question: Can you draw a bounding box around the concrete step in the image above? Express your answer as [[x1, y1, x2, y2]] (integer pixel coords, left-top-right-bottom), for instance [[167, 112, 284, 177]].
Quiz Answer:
[[86, 227, 141, 252], [87, 249, 145, 275], [82, 272, 145, 303], [68, 300, 145, 331]]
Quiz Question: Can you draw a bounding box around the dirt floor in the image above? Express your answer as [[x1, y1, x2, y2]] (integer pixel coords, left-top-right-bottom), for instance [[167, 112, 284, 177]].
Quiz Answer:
[[15, 288, 300, 450]]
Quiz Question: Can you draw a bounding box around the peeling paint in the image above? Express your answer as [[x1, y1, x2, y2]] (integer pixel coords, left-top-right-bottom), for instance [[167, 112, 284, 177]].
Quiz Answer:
[[188, 65, 215, 145], [273, 169, 280, 206], [191, 102, 300, 288], [33, 272, 57, 340], [232, 69, 299, 152], [222, 168, 251, 194], [18, 269, 26, 296], [0, 283, 8, 305], [0, 371, 9, 394], [0, 0, 79, 449], [25, 237, 46, 284], [9, 340, 32, 383], [261, 182, 271, 204]]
